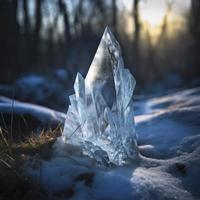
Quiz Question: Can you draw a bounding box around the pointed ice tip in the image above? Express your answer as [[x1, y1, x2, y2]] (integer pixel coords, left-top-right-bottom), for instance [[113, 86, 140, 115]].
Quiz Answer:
[[76, 72, 83, 79], [74, 72, 85, 97], [104, 26, 111, 33], [103, 26, 115, 40], [75, 72, 84, 85], [85, 25, 121, 89]]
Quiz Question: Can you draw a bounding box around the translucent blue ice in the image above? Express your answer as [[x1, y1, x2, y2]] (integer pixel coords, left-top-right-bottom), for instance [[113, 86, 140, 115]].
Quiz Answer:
[[62, 27, 138, 165]]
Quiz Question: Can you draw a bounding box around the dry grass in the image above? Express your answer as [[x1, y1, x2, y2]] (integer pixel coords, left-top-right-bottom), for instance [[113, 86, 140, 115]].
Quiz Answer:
[[0, 124, 62, 169], [0, 125, 62, 172], [0, 125, 62, 200], [0, 125, 61, 153]]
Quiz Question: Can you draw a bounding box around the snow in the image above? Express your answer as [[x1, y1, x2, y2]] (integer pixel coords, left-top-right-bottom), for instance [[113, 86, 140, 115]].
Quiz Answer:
[[55, 68, 69, 83], [0, 96, 66, 132], [26, 86, 200, 200], [131, 167, 193, 200], [136, 87, 200, 159]]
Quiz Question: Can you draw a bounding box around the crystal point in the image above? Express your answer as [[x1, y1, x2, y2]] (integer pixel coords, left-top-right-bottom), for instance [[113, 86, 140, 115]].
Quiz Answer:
[[63, 27, 138, 165]]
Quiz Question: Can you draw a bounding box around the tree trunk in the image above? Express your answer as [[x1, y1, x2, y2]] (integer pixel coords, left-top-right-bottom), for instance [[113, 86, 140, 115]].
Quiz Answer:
[[31, 0, 43, 64], [132, 0, 140, 76], [35, 0, 42, 40], [133, 0, 140, 44], [112, 0, 117, 34], [189, 0, 200, 76], [58, 0, 71, 45], [0, 0, 19, 82], [23, 0, 30, 35], [74, 0, 84, 37]]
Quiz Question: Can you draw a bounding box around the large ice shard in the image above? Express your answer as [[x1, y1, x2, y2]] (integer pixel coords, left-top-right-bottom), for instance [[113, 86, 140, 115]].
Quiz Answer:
[[62, 27, 138, 165]]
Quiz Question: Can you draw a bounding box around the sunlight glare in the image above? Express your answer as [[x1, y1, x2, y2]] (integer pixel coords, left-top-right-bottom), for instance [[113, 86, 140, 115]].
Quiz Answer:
[[139, 1, 166, 27]]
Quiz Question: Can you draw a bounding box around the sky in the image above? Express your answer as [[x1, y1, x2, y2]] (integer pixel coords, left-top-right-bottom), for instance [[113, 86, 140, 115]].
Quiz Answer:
[[139, 0, 190, 26]]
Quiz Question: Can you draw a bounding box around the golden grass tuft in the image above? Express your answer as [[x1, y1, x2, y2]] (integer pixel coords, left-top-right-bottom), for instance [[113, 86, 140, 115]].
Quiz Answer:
[[0, 124, 62, 171], [0, 125, 62, 199]]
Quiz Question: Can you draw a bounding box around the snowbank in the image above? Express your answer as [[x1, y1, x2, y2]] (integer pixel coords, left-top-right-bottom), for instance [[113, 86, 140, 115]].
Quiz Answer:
[[0, 96, 66, 136]]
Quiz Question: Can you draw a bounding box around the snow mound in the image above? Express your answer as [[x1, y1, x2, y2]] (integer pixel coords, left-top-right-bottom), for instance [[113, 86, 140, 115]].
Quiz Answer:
[[0, 96, 66, 135]]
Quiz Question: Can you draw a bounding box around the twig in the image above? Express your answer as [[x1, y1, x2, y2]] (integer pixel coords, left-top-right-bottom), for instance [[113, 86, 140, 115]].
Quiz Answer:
[[0, 158, 12, 168], [0, 127, 9, 147], [1, 112, 8, 131], [68, 120, 86, 139]]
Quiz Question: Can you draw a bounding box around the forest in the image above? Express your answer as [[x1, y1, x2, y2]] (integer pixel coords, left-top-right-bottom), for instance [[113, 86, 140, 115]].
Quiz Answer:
[[0, 0, 199, 87]]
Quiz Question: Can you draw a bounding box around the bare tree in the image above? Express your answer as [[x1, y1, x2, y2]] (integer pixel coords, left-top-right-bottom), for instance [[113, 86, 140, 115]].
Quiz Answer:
[[74, 0, 84, 36], [189, 0, 200, 76], [58, 0, 71, 45], [133, 0, 140, 45], [112, 0, 117, 34], [132, 0, 140, 75], [35, 0, 42, 43], [29, 0, 43, 63], [0, 0, 20, 81], [190, 0, 200, 36], [158, 1, 173, 43], [23, 0, 30, 35]]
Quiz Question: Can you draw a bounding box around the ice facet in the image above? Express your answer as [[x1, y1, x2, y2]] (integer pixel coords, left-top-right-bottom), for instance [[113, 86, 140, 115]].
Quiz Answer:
[[62, 27, 138, 165]]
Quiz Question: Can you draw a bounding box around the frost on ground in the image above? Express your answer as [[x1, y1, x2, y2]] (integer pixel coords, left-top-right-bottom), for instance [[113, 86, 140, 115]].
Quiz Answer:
[[26, 86, 200, 200]]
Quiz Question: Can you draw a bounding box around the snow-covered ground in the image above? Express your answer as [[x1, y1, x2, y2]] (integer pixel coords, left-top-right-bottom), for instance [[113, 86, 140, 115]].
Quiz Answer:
[[27, 87, 200, 200]]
